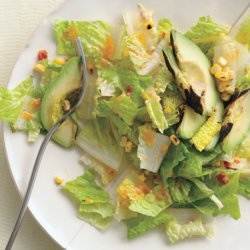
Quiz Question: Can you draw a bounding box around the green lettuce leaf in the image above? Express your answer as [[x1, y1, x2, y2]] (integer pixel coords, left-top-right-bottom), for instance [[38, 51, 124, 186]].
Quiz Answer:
[[160, 142, 189, 185], [144, 88, 168, 133], [106, 94, 138, 125], [0, 77, 34, 124], [239, 176, 250, 199], [78, 211, 113, 230], [125, 212, 173, 240], [185, 16, 229, 55], [236, 65, 250, 91], [235, 14, 250, 48], [168, 178, 191, 204], [165, 217, 210, 243], [193, 172, 240, 219], [154, 67, 174, 94], [54, 20, 110, 59], [77, 118, 123, 170], [63, 170, 114, 230], [129, 186, 171, 217], [157, 19, 173, 40]]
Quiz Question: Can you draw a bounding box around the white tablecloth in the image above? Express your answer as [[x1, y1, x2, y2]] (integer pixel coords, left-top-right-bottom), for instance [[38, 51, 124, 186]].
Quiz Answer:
[[0, 1, 64, 249]]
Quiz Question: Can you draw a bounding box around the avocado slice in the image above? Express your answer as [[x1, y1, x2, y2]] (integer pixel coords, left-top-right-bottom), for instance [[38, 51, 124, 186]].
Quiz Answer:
[[163, 30, 219, 116], [40, 57, 82, 147], [177, 105, 206, 139], [220, 90, 250, 154]]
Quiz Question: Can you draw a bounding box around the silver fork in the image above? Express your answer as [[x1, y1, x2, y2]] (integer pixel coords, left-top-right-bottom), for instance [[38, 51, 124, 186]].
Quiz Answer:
[[5, 37, 88, 250]]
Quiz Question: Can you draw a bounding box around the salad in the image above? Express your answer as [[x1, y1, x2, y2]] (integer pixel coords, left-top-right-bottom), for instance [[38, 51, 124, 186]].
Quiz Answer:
[[1, 3, 250, 244]]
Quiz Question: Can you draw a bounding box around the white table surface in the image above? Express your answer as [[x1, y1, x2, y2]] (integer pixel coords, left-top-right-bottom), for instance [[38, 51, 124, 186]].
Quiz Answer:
[[0, 0, 64, 249]]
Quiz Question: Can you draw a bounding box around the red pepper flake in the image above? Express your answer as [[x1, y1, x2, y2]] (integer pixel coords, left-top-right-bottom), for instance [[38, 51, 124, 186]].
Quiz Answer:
[[37, 50, 48, 60], [223, 161, 231, 169], [126, 85, 133, 95], [217, 172, 230, 184]]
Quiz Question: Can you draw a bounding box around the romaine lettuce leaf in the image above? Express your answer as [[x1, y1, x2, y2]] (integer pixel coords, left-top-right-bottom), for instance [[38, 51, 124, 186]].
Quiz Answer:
[[137, 126, 171, 173], [129, 185, 171, 217], [157, 19, 173, 40], [236, 66, 250, 92], [78, 211, 113, 230], [239, 176, 250, 199], [125, 212, 173, 240], [185, 16, 229, 55], [154, 67, 174, 94], [63, 170, 114, 230], [235, 14, 250, 48], [160, 142, 190, 185], [193, 172, 240, 219], [165, 217, 211, 243], [0, 77, 34, 124], [79, 151, 117, 186], [77, 118, 123, 170], [54, 20, 110, 60], [168, 178, 191, 204], [106, 94, 138, 125], [144, 88, 168, 133]]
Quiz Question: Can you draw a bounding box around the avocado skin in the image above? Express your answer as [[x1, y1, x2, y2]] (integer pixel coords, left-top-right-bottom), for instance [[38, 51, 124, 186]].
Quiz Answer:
[[40, 57, 82, 148], [219, 123, 233, 142], [184, 88, 204, 115]]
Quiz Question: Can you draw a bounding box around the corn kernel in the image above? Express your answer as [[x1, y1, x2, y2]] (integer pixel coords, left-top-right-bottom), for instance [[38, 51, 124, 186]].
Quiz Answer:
[[120, 136, 127, 147], [33, 64, 45, 73], [215, 71, 230, 82], [210, 64, 222, 75], [85, 198, 94, 203], [125, 141, 133, 152], [217, 56, 228, 67], [30, 98, 41, 110], [21, 111, 33, 121], [53, 57, 65, 66], [170, 135, 180, 146], [55, 177, 63, 185]]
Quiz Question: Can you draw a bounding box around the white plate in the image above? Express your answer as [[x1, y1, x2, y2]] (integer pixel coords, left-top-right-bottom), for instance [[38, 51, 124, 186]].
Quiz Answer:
[[3, 0, 250, 249]]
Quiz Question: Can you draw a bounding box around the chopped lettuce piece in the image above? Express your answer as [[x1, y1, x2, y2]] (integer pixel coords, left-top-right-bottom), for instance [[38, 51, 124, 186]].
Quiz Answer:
[[63, 170, 114, 230], [239, 176, 250, 199], [185, 16, 229, 55], [157, 18, 173, 40], [160, 142, 190, 185], [80, 151, 117, 186], [79, 202, 114, 218], [190, 114, 222, 152], [77, 118, 123, 170], [126, 35, 161, 75], [0, 77, 34, 124], [235, 134, 250, 158], [175, 157, 203, 179], [144, 88, 168, 133], [125, 212, 173, 240], [168, 178, 191, 204], [236, 14, 250, 48], [236, 66, 250, 92], [193, 172, 240, 219], [153, 67, 174, 94], [106, 94, 138, 125], [54, 20, 110, 60], [165, 217, 211, 243], [137, 126, 171, 173], [129, 185, 171, 216], [78, 211, 113, 230]]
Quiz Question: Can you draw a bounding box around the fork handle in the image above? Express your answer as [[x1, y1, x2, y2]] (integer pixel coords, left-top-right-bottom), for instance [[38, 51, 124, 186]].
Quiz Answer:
[[5, 112, 72, 250]]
